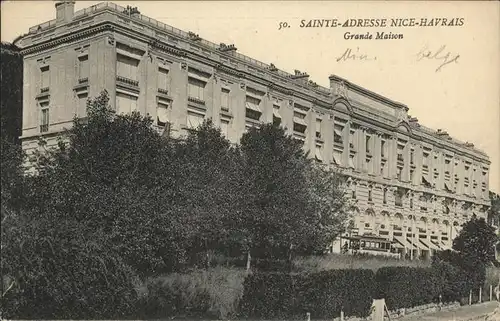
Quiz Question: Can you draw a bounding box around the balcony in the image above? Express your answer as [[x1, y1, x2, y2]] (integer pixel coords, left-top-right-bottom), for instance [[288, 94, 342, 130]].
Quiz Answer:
[[158, 88, 169, 95], [188, 96, 206, 106], [116, 76, 139, 87], [78, 77, 89, 84]]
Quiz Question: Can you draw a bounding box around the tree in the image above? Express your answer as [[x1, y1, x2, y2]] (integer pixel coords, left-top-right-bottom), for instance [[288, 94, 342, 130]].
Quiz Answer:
[[0, 42, 23, 144], [171, 120, 246, 267], [239, 123, 351, 267], [452, 215, 498, 267]]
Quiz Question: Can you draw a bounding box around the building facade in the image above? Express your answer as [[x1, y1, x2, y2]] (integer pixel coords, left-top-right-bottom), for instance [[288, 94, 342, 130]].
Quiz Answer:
[[15, 1, 491, 259]]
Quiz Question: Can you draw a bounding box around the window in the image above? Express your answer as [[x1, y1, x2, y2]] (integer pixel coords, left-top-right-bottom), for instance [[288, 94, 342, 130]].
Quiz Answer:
[[157, 102, 169, 126], [410, 197, 413, 209], [293, 110, 307, 134], [383, 189, 387, 204], [41, 65, 50, 88], [158, 67, 169, 90], [368, 188, 373, 202], [221, 88, 230, 111], [78, 55, 89, 80], [116, 54, 139, 81], [116, 92, 138, 114], [410, 169, 414, 181], [77, 93, 88, 117], [410, 149, 415, 164], [220, 119, 229, 137], [332, 149, 342, 166], [187, 112, 204, 129], [273, 104, 281, 125], [348, 154, 355, 169], [395, 188, 403, 207], [188, 77, 206, 101], [315, 118, 322, 138], [423, 152, 429, 167], [40, 106, 49, 132], [315, 144, 323, 162], [397, 167, 402, 180], [352, 184, 357, 199], [334, 124, 344, 144], [381, 140, 386, 157], [366, 135, 371, 154]]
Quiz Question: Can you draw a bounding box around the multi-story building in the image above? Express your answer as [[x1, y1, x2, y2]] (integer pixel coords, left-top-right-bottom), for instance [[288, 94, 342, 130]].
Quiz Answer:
[[14, 1, 491, 259]]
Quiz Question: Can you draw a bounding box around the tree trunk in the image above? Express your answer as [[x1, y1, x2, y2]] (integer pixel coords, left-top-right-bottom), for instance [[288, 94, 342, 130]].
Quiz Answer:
[[246, 250, 251, 272]]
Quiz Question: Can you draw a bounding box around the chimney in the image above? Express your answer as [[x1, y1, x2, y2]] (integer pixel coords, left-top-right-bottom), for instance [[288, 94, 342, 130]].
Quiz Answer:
[[55, 1, 75, 24]]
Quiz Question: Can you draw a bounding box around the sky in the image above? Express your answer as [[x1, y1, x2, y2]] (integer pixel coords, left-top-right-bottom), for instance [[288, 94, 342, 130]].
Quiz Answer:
[[1, 1, 499, 193]]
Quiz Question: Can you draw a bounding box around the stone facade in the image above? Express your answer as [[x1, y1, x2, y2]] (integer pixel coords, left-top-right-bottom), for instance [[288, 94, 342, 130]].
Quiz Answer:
[[15, 1, 491, 258]]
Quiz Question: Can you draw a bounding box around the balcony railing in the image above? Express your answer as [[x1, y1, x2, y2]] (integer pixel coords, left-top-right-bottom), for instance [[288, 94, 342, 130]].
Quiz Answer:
[[40, 124, 49, 133], [40, 87, 50, 93], [116, 76, 139, 87], [188, 96, 205, 106], [78, 77, 89, 84], [158, 88, 169, 95]]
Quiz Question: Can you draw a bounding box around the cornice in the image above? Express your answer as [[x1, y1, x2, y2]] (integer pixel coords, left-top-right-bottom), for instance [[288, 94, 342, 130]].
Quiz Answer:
[[329, 74, 409, 112], [20, 23, 114, 56]]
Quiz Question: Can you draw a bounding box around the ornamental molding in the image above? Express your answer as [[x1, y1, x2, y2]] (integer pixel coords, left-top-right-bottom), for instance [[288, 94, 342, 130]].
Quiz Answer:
[[21, 23, 115, 56]]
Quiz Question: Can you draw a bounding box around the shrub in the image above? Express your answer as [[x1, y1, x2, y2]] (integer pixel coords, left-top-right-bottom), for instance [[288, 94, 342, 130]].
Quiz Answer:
[[301, 269, 375, 318], [136, 267, 246, 319], [294, 253, 430, 272], [238, 272, 303, 319], [375, 267, 440, 310], [238, 269, 374, 319]]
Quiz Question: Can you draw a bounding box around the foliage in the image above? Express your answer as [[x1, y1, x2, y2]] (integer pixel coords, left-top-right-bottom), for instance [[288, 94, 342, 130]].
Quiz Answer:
[[293, 252, 430, 272], [452, 215, 498, 268], [238, 272, 304, 319], [0, 42, 23, 143], [301, 269, 375, 318], [239, 123, 351, 262], [2, 91, 351, 317], [431, 259, 475, 303], [238, 269, 374, 319], [374, 267, 440, 310], [136, 267, 246, 319], [2, 214, 139, 319]]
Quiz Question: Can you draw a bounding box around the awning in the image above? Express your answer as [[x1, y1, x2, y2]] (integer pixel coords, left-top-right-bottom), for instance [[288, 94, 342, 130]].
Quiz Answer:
[[393, 236, 416, 250], [430, 240, 443, 250], [332, 151, 342, 165], [315, 146, 323, 161], [417, 239, 430, 251], [157, 105, 169, 123], [441, 242, 451, 250], [187, 112, 204, 129], [246, 101, 261, 113], [293, 116, 307, 126], [420, 239, 440, 251], [273, 107, 281, 118], [392, 242, 404, 249], [407, 238, 421, 250]]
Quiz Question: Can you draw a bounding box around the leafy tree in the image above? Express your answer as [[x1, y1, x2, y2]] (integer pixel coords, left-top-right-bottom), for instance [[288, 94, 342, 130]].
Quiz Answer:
[[0, 42, 23, 144], [239, 123, 351, 267], [452, 215, 498, 267], [169, 119, 246, 267]]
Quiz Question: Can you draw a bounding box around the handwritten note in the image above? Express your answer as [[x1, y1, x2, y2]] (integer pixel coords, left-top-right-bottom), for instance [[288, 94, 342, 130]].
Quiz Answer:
[[336, 47, 377, 62], [416, 45, 460, 72]]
